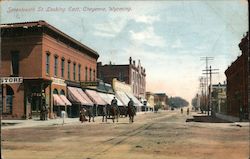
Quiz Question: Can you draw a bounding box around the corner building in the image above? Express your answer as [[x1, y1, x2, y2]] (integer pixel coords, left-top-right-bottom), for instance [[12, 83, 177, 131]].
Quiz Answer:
[[0, 21, 99, 119]]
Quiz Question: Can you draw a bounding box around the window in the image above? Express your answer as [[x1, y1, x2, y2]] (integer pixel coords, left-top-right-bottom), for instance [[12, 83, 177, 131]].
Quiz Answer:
[[73, 63, 76, 81], [11, 51, 19, 76], [119, 72, 123, 81], [54, 56, 58, 76], [78, 64, 81, 81], [85, 67, 88, 81], [93, 70, 95, 81], [53, 89, 58, 94], [60, 90, 65, 95], [46, 53, 50, 75], [61, 58, 65, 78], [89, 68, 92, 81], [5, 85, 14, 114], [68, 61, 71, 80]]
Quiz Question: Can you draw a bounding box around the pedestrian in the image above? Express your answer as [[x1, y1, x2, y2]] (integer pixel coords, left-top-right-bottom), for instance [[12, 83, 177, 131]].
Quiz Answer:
[[239, 107, 243, 122], [79, 107, 87, 123], [181, 108, 183, 114], [187, 108, 189, 115]]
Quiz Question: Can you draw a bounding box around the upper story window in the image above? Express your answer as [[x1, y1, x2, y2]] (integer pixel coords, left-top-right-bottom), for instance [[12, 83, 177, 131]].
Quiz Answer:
[[78, 64, 81, 81], [73, 63, 76, 81], [67, 61, 71, 80], [46, 52, 50, 75], [54, 56, 58, 76], [89, 68, 92, 81], [93, 70, 95, 81], [11, 51, 19, 76], [61, 58, 65, 78], [85, 67, 88, 81]]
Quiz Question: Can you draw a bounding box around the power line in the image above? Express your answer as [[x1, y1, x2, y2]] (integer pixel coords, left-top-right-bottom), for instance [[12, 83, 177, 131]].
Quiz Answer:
[[200, 57, 214, 115]]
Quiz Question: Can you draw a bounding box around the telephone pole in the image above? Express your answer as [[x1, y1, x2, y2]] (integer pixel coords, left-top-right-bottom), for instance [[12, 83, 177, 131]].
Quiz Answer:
[[200, 57, 213, 115], [202, 66, 219, 116]]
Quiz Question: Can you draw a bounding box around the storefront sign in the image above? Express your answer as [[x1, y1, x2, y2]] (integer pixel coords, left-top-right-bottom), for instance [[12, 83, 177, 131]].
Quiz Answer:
[[80, 81, 98, 88], [1, 77, 23, 84], [51, 77, 66, 86]]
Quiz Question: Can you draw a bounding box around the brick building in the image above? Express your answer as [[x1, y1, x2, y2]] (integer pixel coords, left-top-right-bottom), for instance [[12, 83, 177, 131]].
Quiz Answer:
[[0, 21, 99, 119], [154, 93, 169, 110], [97, 57, 146, 99], [225, 32, 249, 119]]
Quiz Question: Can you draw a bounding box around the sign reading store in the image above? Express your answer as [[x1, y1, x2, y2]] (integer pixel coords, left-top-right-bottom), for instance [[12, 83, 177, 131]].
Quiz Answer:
[[1, 77, 23, 84]]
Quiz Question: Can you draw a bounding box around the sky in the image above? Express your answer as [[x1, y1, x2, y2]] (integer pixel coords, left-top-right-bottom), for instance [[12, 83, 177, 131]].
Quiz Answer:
[[0, 0, 248, 104]]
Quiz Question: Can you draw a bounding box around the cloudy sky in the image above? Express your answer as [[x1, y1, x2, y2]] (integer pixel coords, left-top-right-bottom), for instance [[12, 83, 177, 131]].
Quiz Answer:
[[1, 0, 248, 103]]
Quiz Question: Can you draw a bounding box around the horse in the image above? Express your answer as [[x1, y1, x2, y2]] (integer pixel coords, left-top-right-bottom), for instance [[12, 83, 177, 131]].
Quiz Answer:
[[127, 106, 136, 123], [101, 105, 108, 122], [110, 105, 119, 123], [84, 106, 95, 122]]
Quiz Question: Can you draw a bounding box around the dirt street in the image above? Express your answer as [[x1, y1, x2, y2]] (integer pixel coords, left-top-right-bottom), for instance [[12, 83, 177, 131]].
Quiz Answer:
[[2, 111, 249, 159]]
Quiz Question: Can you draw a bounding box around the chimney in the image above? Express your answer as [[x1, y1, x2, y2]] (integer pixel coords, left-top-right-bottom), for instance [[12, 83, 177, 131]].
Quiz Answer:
[[129, 57, 132, 64]]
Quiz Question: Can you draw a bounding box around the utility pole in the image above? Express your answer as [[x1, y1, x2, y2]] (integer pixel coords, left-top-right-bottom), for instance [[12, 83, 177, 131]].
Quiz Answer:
[[203, 66, 219, 116], [199, 76, 206, 113], [200, 57, 213, 115]]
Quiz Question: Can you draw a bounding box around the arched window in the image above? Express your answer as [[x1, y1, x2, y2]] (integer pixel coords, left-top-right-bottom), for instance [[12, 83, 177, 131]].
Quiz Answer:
[[53, 89, 58, 94], [60, 89, 65, 95], [5, 85, 14, 113]]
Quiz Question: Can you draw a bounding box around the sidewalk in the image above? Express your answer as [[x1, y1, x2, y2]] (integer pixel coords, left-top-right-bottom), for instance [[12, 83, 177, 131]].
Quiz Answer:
[[1, 111, 154, 129], [1, 117, 80, 129]]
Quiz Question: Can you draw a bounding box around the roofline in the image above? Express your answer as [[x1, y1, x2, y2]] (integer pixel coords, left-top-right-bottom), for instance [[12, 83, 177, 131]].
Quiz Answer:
[[1, 20, 99, 59]]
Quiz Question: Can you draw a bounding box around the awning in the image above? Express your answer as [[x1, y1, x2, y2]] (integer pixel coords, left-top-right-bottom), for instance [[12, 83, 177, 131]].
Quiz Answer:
[[67, 87, 93, 106], [60, 95, 72, 106], [76, 88, 93, 106], [115, 91, 131, 106], [85, 89, 107, 105], [125, 92, 143, 107], [53, 94, 65, 106], [98, 92, 123, 106]]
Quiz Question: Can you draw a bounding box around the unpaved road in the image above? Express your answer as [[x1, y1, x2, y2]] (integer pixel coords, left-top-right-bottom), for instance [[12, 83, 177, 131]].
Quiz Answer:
[[2, 111, 249, 159]]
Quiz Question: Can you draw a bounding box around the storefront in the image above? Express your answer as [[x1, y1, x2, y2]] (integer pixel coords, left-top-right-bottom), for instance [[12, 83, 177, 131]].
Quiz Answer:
[[112, 78, 143, 112], [67, 86, 93, 117], [84, 89, 107, 116]]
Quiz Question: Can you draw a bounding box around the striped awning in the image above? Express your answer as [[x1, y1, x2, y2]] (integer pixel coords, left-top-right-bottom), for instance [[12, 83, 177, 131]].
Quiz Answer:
[[53, 94, 65, 106], [67, 87, 93, 106], [60, 95, 72, 106], [85, 89, 107, 105]]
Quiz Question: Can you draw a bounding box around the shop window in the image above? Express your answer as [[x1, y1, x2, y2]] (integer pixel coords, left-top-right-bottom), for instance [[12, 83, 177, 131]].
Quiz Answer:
[[53, 89, 58, 94], [5, 85, 14, 114], [60, 90, 65, 95], [11, 51, 19, 76]]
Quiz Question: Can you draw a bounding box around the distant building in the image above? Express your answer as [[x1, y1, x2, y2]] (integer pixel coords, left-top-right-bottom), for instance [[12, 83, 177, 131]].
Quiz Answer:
[[154, 93, 169, 110], [225, 32, 249, 119], [145, 92, 155, 111], [97, 57, 146, 99], [211, 82, 227, 114]]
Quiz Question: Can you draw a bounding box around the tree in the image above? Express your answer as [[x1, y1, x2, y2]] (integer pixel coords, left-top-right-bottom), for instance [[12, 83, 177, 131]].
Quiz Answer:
[[168, 97, 189, 108]]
